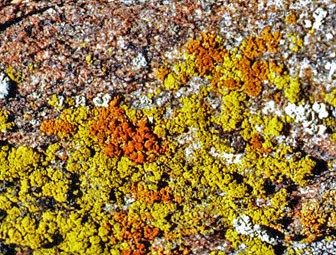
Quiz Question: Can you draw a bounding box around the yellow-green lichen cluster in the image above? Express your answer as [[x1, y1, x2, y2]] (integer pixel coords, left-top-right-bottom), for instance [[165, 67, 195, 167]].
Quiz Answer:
[[0, 26, 335, 255]]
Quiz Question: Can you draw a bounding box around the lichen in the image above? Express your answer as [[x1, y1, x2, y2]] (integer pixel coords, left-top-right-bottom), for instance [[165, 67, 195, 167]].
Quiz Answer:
[[0, 25, 334, 255], [0, 110, 13, 131]]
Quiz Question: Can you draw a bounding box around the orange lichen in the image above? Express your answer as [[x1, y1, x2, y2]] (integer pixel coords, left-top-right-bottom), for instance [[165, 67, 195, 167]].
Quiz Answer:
[[244, 79, 263, 98], [111, 211, 160, 255], [185, 32, 226, 76], [249, 134, 263, 152], [291, 190, 336, 243], [207, 28, 282, 97], [242, 27, 281, 60], [160, 27, 282, 98], [40, 118, 76, 138], [238, 58, 273, 98], [232, 28, 281, 97], [249, 134, 272, 154], [294, 199, 326, 242], [90, 96, 163, 163], [220, 78, 242, 90]]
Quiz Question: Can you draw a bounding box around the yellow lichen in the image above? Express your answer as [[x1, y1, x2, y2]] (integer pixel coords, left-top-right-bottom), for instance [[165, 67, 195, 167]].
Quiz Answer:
[[0, 110, 13, 131], [0, 25, 334, 255]]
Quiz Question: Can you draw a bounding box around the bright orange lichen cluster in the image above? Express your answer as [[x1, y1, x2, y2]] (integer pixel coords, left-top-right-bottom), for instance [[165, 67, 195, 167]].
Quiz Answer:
[[238, 28, 282, 97], [249, 134, 272, 154], [186, 32, 226, 77], [219, 78, 241, 90], [110, 211, 160, 255], [182, 27, 283, 98], [40, 118, 76, 138], [241, 27, 281, 59], [90, 96, 163, 163], [239, 59, 270, 97]]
